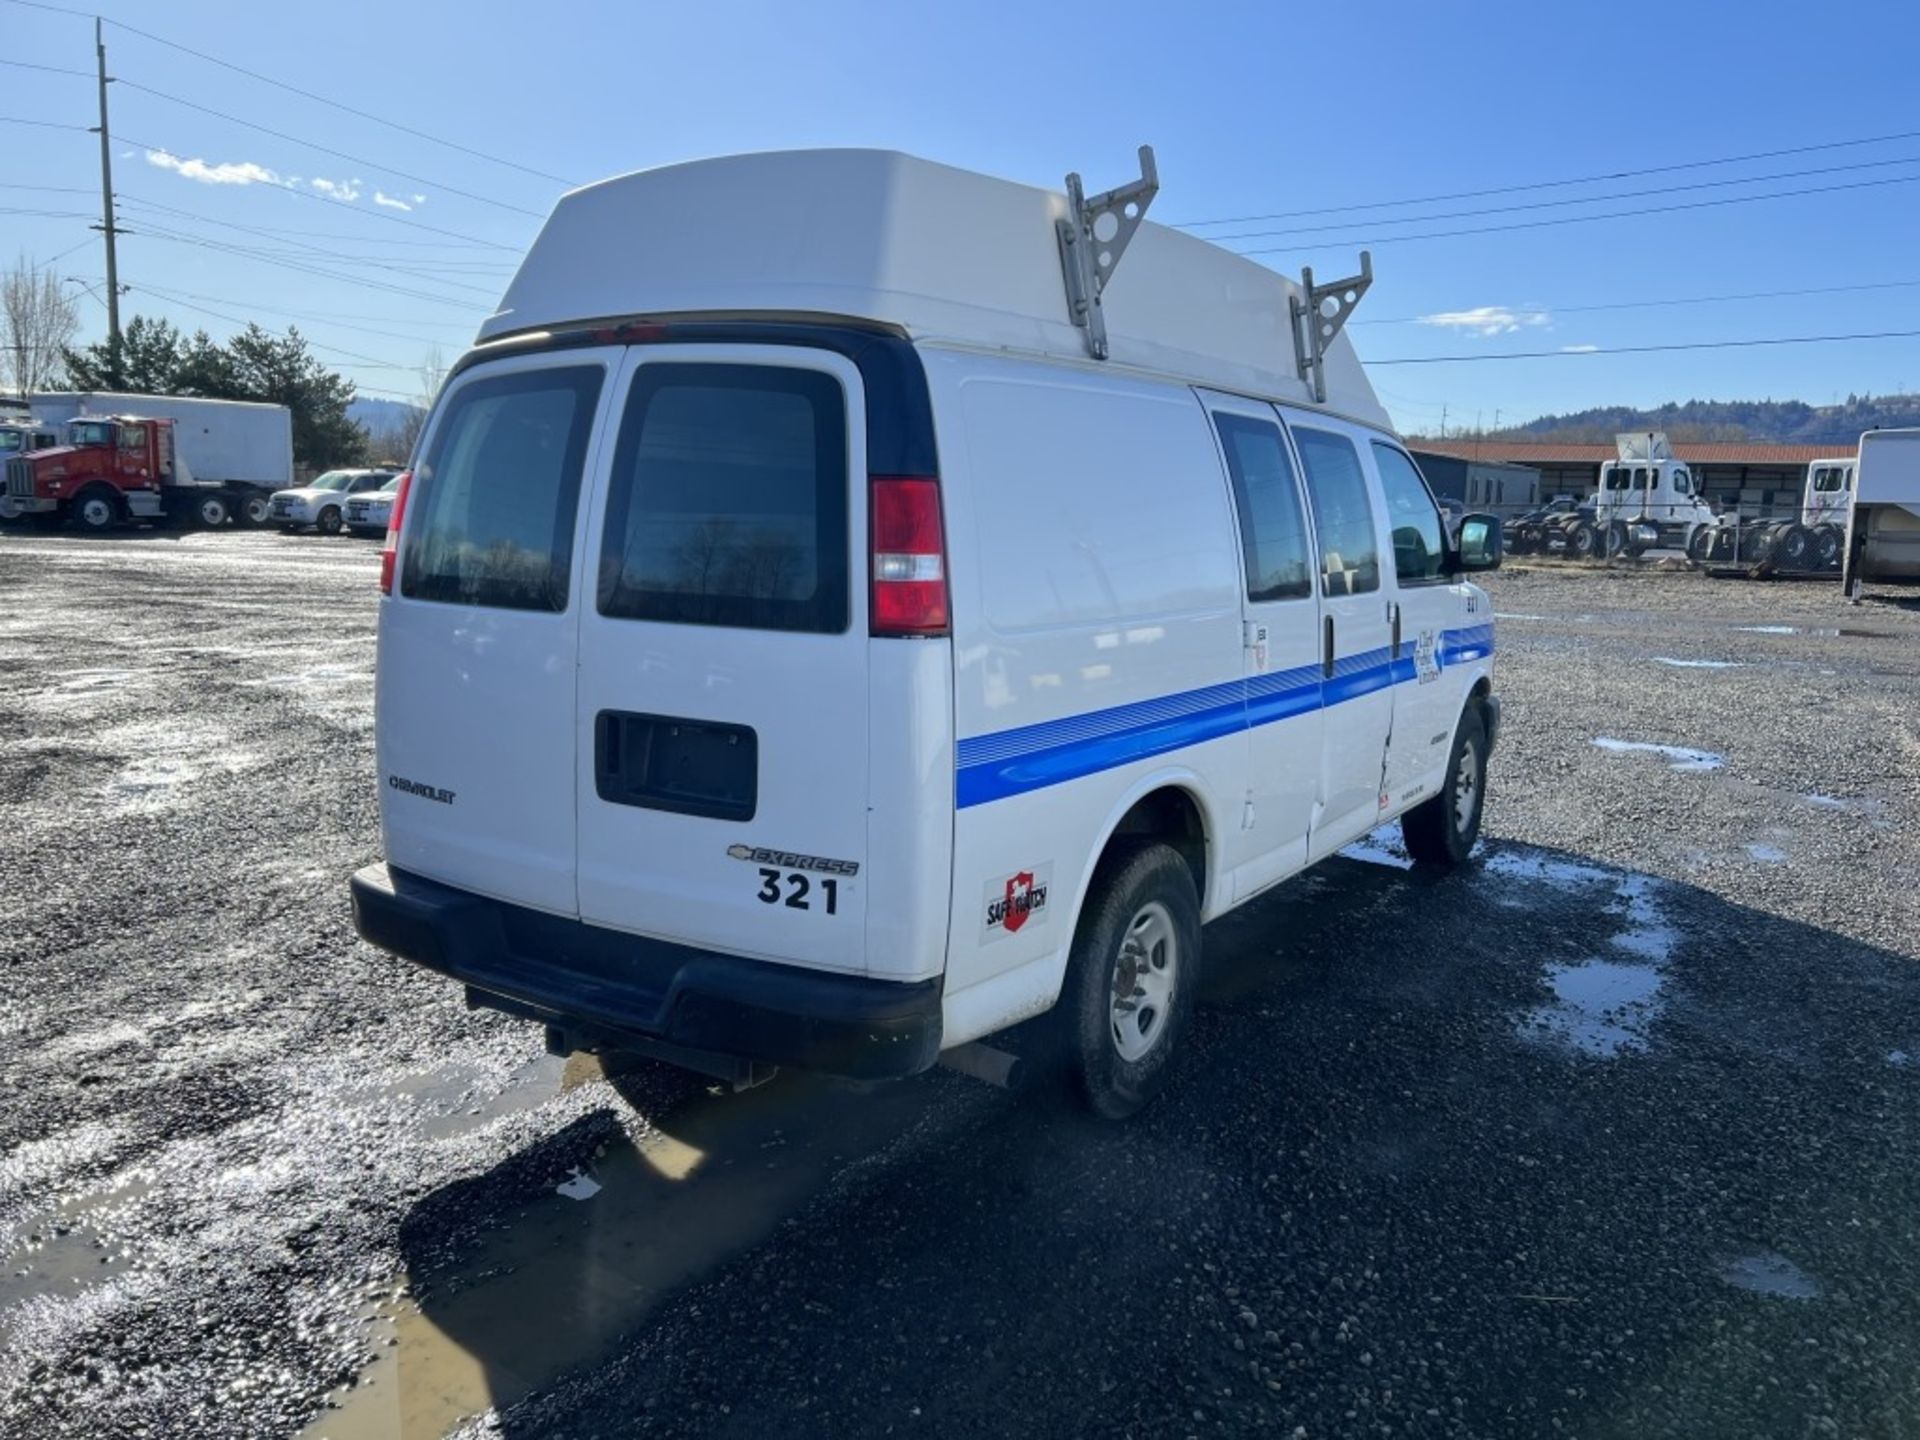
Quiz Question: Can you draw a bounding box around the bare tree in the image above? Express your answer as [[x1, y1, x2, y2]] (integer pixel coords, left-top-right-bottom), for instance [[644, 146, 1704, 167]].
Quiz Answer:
[[373, 345, 447, 463], [2, 254, 79, 397]]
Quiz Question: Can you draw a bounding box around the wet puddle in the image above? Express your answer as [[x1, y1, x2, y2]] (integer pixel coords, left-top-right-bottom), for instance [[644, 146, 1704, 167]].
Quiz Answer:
[[1720, 1252, 1822, 1301], [1745, 842, 1787, 864], [1591, 737, 1725, 772], [0, 1173, 155, 1354], [1730, 625, 1891, 639], [303, 1068, 944, 1439], [1521, 961, 1665, 1058]]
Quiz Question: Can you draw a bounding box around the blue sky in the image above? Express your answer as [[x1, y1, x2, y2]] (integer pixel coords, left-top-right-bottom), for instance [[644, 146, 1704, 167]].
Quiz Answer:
[[6, 0, 1920, 433]]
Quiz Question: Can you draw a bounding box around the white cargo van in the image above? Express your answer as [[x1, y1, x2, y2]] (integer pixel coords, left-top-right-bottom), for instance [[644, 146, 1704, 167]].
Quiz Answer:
[[350, 148, 1502, 1117]]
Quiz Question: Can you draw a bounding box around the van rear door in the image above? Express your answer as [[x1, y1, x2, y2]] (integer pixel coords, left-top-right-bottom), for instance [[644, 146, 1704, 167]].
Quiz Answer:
[[379, 349, 618, 915], [573, 346, 871, 973]]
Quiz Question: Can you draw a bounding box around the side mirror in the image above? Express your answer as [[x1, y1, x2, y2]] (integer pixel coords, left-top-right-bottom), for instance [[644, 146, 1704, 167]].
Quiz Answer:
[[1454, 513, 1503, 572]]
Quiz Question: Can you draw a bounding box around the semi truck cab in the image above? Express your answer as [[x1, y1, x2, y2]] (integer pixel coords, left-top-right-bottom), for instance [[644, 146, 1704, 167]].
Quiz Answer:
[[3, 414, 247, 531]]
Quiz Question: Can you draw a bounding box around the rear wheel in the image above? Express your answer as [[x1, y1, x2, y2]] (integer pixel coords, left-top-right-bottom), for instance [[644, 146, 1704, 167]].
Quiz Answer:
[[1686, 526, 1715, 563], [1813, 525, 1842, 569], [194, 494, 231, 528], [316, 505, 343, 536], [1773, 524, 1812, 570], [1052, 841, 1200, 1120], [239, 493, 272, 526], [1568, 521, 1598, 559], [1402, 706, 1487, 871], [72, 488, 121, 533], [1604, 521, 1629, 558]]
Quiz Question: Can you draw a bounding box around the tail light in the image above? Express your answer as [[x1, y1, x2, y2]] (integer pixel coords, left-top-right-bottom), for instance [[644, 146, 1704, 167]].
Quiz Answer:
[[378, 470, 412, 595], [869, 475, 949, 636]]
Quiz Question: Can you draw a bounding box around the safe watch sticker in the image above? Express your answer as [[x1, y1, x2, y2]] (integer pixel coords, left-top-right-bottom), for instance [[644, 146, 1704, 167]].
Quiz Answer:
[[983, 864, 1052, 941], [1413, 629, 1440, 684]]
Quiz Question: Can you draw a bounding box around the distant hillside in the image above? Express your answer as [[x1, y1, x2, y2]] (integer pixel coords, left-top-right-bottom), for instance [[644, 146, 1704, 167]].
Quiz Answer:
[[1495, 394, 1920, 445], [348, 397, 423, 433]]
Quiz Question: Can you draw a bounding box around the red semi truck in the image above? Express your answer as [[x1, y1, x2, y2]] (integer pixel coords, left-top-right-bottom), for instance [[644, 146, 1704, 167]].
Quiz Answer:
[[2, 393, 294, 531]]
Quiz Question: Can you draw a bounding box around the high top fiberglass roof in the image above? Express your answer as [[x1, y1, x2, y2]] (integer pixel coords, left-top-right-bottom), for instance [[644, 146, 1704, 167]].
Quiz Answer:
[[480, 149, 1388, 429]]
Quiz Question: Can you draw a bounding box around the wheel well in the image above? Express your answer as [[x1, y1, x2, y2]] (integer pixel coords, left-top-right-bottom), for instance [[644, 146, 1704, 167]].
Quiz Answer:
[[1469, 676, 1491, 708], [1104, 786, 1207, 903]]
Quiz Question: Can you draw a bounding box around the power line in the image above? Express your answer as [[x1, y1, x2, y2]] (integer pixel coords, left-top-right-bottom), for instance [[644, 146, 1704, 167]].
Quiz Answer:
[[0, 115, 90, 131], [115, 76, 549, 219], [1355, 277, 1920, 327], [1207, 152, 1920, 243], [117, 194, 506, 296], [131, 222, 496, 309], [1233, 171, 1920, 255], [133, 283, 474, 344], [124, 284, 416, 368], [0, 0, 577, 187], [1173, 125, 1920, 228], [0, 55, 90, 77], [1371, 329, 1920, 366]]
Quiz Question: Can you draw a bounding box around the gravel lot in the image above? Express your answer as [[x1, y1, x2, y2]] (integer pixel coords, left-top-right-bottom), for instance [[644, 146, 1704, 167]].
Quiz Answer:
[[1, 531, 1916, 1440]]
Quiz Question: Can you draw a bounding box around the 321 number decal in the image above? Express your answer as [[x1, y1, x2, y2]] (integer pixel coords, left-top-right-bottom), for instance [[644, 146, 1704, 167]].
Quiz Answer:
[[756, 868, 839, 915]]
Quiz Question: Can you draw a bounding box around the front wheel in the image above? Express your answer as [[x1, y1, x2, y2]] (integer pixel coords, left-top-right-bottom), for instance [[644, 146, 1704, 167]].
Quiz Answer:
[[1402, 706, 1488, 871], [72, 489, 121, 533], [316, 506, 343, 536], [1052, 842, 1200, 1120]]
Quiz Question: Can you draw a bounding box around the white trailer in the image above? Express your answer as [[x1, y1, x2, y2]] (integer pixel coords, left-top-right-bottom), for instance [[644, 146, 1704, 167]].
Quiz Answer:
[[1842, 428, 1920, 591], [29, 391, 294, 524]]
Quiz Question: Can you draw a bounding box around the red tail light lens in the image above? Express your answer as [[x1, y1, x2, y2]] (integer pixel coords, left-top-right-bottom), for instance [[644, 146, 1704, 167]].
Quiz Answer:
[[378, 470, 412, 596], [869, 475, 949, 636]]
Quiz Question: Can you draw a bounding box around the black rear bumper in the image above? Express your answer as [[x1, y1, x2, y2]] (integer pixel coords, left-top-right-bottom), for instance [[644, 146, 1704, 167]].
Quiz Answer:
[[350, 863, 943, 1080]]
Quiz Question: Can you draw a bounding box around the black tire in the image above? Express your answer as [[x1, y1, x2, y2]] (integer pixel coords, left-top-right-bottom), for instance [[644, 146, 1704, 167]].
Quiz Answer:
[[194, 494, 231, 528], [1401, 705, 1488, 871], [1813, 525, 1842, 570], [1773, 524, 1812, 570], [1051, 841, 1200, 1120], [71, 487, 121, 533], [1568, 521, 1598, 559], [239, 493, 272, 526], [1686, 526, 1715, 563], [316, 505, 343, 536], [1605, 521, 1629, 558]]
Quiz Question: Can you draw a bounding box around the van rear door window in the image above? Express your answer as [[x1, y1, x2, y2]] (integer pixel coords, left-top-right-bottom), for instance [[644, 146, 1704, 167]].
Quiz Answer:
[[1212, 413, 1312, 602], [401, 365, 604, 612], [1291, 427, 1380, 596], [597, 364, 849, 634]]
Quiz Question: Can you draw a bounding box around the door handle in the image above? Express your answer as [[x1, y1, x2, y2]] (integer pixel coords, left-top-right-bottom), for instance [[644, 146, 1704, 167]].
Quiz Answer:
[[1322, 615, 1335, 679], [1390, 602, 1402, 658]]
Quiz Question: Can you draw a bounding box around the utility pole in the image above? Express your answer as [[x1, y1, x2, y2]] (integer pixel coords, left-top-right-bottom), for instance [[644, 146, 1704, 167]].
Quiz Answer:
[[92, 17, 121, 385], [1439, 404, 1447, 439]]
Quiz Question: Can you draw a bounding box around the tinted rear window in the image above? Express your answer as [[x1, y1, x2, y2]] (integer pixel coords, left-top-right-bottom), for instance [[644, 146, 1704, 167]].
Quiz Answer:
[[597, 363, 849, 633], [1291, 426, 1381, 596], [401, 365, 603, 612]]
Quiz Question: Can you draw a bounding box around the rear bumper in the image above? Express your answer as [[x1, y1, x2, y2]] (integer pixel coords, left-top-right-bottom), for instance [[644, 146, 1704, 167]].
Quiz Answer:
[[350, 863, 943, 1080]]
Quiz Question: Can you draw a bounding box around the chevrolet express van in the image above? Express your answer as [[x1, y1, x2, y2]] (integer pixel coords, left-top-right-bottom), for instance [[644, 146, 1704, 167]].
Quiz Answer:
[[350, 148, 1501, 1118]]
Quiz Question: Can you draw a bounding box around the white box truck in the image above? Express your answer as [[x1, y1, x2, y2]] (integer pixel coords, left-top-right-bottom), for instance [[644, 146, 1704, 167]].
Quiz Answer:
[[1842, 428, 1920, 591]]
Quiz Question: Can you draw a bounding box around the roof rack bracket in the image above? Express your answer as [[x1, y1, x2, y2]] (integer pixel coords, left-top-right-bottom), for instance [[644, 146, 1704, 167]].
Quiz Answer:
[[1056, 144, 1160, 361], [1290, 251, 1373, 403]]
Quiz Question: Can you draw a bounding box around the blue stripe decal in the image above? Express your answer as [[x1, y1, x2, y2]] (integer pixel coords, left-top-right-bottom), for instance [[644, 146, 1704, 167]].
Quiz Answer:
[[956, 624, 1494, 808]]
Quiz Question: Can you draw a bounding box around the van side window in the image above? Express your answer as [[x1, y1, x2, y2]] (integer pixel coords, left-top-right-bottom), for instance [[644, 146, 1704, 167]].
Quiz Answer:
[[1211, 413, 1312, 602], [598, 363, 850, 634], [1291, 427, 1380, 596], [402, 365, 604, 613], [1369, 443, 1446, 585]]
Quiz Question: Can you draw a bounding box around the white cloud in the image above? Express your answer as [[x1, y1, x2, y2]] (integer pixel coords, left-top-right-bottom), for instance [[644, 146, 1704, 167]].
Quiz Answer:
[[1560, 343, 1600, 354], [145, 149, 279, 187], [411, 194, 426, 206], [373, 191, 413, 211], [309, 176, 363, 202], [1416, 306, 1551, 338]]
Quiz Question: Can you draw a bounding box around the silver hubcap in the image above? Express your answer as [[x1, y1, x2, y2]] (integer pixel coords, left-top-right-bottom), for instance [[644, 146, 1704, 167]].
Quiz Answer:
[[82, 498, 112, 527], [1110, 901, 1177, 1063], [200, 501, 224, 525], [1453, 742, 1480, 832]]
